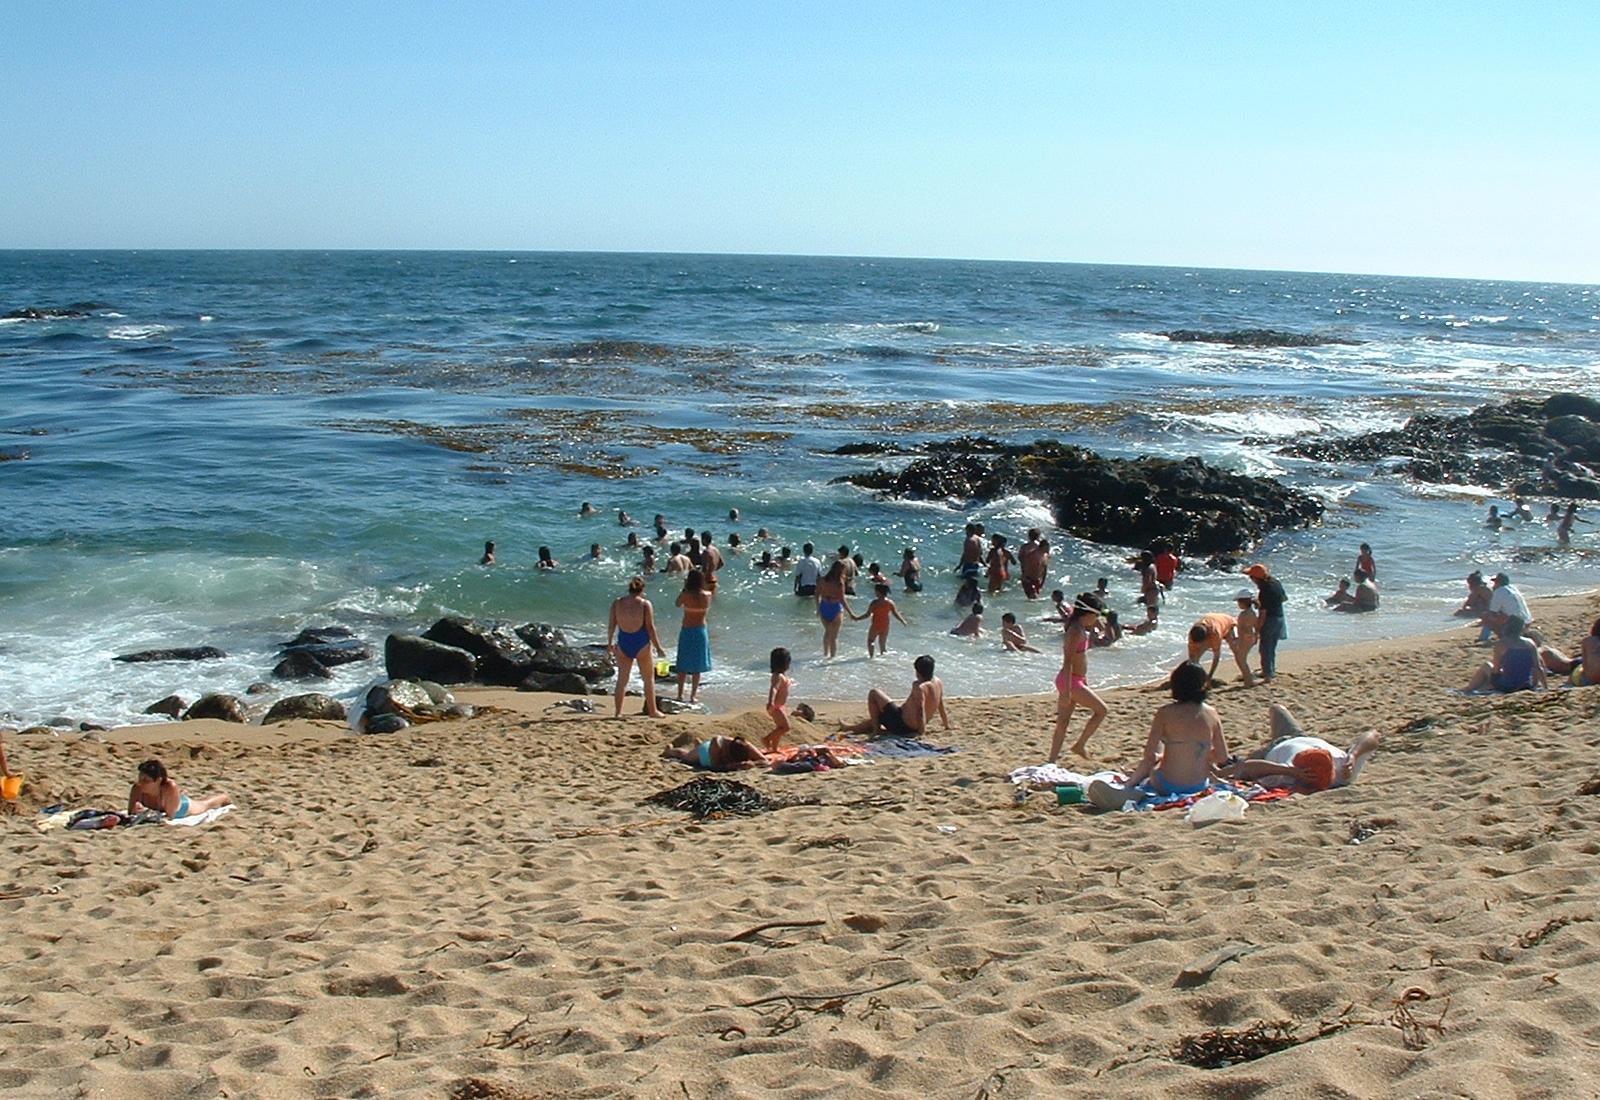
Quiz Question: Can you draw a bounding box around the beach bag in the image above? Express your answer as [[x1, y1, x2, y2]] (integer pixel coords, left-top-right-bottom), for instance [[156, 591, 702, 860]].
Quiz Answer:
[[1185, 791, 1248, 826]]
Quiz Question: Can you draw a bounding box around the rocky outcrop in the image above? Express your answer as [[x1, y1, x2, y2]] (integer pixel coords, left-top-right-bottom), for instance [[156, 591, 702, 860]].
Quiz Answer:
[[384, 634, 477, 684], [1282, 393, 1600, 499], [423, 616, 536, 686], [114, 646, 226, 663], [183, 694, 246, 723], [841, 438, 1322, 554], [1162, 329, 1361, 348], [263, 693, 347, 724], [4, 303, 110, 321]]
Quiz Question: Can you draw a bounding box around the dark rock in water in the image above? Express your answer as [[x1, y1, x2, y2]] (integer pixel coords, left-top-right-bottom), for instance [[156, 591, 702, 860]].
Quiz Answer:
[[143, 695, 188, 718], [279, 625, 356, 648], [1282, 393, 1600, 499], [424, 616, 536, 685], [514, 622, 566, 650], [385, 633, 477, 684], [245, 682, 272, 695], [48, 716, 75, 728], [3, 302, 110, 321], [273, 650, 333, 680], [526, 642, 615, 683], [832, 440, 908, 457], [518, 670, 593, 696], [114, 646, 227, 664], [184, 694, 246, 723], [279, 640, 372, 668], [263, 693, 347, 724], [363, 713, 410, 734], [1162, 329, 1361, 348], [79, 722, 108, 732], [844, 440, 1321, 554]]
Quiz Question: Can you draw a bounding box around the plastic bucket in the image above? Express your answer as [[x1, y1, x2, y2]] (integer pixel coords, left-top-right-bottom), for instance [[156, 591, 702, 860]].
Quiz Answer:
[[1055, 784, 1084, 805], [1, 775, 23, 801]]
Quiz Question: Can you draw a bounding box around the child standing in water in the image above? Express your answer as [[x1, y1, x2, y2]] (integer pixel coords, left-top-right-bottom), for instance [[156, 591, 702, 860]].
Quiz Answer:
[[1050, 593, 1108, 761], [865, 583, 909, 657], [765, 647, 794, 752]]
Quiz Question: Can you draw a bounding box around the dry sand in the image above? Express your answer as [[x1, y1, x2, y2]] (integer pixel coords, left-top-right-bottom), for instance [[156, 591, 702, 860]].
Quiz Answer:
[[3, 593, 1598, 1099]]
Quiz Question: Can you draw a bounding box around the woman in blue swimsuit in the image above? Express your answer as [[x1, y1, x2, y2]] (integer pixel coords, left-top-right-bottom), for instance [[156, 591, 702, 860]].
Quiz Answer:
[[128, 759, 231, 821], [608, 576, 667, 718], [815, 559, 860, 659]]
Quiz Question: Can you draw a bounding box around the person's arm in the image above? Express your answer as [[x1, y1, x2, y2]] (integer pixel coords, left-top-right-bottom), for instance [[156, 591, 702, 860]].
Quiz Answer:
[[1206, 643, 1222, 683], [892, 605, 908, 626], [644, 602, 666, 657], [767, 674, 779, 709], [935, 686, 951, 731], [129, 785, 143, 814], [1123, 717, 1162, 787], [1207, 714, 1231, 769], [840, 595, 858, 620], [606, 602, 618, 648], [1532, 655, 1548, 689]]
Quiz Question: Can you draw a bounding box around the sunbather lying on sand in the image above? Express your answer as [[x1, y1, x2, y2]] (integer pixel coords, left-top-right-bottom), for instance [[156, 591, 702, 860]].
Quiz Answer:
[[1540, 616, 1600, 687], [660, 734, 768, 771], [128, 759, 232, 820], [1086, 661, 1229, 809], [1220, 704, 1381, 792]]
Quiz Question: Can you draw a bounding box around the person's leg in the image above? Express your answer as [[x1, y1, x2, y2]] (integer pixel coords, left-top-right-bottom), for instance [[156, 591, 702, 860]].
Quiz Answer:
[[661, 745, 696, 764], [1260, 621, 1281, 679], [641, 659, 662, 718], [676, 671, 686, 700], [843, 688, 892, 735], [1230, 641, 1256, 687], [1069, 686, 1108, 756], [613, 655, 632, 718], [1540, 646, 1576, 674], [189, 792, 232, 813], [1464, 662, 1494, 692], [1268, 704, 1303, 741], [1344, 731, 1381, 783], [1049, 691, 1076, 762], [688, 673, 701, 704]]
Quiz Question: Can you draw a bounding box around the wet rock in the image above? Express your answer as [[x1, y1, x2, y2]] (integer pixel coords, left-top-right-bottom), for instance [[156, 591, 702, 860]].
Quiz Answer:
[[363, 713, 410, 735], [364, 679, 433, 718], [526, 643, 615, 684], [114, 646, 227, 664], [518, 671, 592, 696], [143, 695, 188, 718], [417, 681, 456, 705], [263, 693, 347, 724], [513, 622, 566, 650], [384, 633, 477, 684], [279, 625, 356, 648], [184, 694, 246, 723], [273, 650, 333, 680], [424, 616, 536, 685], [3, 302, 109, 321], [1283, 393, 1600, 499], [278, 640, 372, 668], [1162, 329, 1360, 348], [844, 440, 1321, 554], [245, 682, 272, 695], [78, 722, 108, 732]]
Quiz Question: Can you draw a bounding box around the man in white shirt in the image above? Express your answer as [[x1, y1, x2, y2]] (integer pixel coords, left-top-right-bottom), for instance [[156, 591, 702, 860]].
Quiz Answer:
[[793, 542, 822, 597], [1483, 572, 1532, 640]]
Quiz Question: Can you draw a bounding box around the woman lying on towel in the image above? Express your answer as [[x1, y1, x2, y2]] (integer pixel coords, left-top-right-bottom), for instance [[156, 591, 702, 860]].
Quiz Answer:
[[128, 759, 232, 821], [660, 734, 767, 772], [1540, 616, 1600, 687], [1221, 705, 1381, 792], [1087, 661, 1229, 810]]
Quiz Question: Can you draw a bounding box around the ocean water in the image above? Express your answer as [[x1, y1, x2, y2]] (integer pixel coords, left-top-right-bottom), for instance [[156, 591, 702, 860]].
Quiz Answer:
[[1, 251, 1597, 727]]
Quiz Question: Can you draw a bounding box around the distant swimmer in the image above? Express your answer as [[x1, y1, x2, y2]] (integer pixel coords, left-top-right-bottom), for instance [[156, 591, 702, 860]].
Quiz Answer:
[[580, 502, 597, 518], [793, 542, 822, 597], [729, 508, 740, 523], [537, 546, 557, 570], [985, 533, 1014, 595], [480, 540, 496, 566], [1356, 542, 1377, 580], [1485, 504, 1502, 530], [1018, 529, 1049, 599], [1511, 497, 1534, 522], [618, 509, 635, 526], [956, 523, 984, 582], [590, 543, 604, 561], [897, 546, 923, 592]]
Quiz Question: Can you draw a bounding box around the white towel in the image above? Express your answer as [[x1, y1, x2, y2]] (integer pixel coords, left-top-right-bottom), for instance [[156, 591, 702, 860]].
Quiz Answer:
[[168, 805, 235, 827]]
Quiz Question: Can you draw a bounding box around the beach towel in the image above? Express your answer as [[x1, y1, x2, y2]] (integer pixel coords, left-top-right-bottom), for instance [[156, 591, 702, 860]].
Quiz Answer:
[[862, 737, 959, 758], [169, 805, 234, 827], [1009, 763, 1118, 790]]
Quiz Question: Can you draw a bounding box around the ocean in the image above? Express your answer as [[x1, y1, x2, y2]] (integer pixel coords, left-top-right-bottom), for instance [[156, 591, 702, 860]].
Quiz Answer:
[[1, 251, 1596, 726]]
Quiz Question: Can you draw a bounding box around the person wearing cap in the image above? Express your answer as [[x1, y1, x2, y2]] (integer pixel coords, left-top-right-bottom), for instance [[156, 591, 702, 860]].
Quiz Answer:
[[1245, 563, 1288, 680], [1223, 704, 1381, 792], [1481, 572, 1532, 642]]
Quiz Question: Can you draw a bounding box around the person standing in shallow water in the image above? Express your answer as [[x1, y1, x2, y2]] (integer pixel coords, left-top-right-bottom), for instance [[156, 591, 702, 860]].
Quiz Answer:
[[1246, 563, 1288, 681], [607, 576, 666, 718], [673, 570, 713, 704]]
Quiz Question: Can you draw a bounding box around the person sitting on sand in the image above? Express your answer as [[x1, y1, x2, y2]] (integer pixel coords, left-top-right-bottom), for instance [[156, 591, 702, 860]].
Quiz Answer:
[[1463, 616, 1546, 694], [1186, 611, 1252, 686], [608, 576, 667, 718], [128, 759, 231, 821], [1001, 612, 1041, 653], [1540, 616, 1600, 687], [1086, 660, 1229, 810], [1325, 578, 1354, 607], [950, 601, 983, 637], [661, 733, 768, 771], [480, 540, 496, 566], [1455, 570, 1491, 618], [1221, 704, 1381, 791], [1481, 572, 1533, 641], [765, 647, 794, 751], [1332, 568, 1378, 613], [842, 654, 950, 739]]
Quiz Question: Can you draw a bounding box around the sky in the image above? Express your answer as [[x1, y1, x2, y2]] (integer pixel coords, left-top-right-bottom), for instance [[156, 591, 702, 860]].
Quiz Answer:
[[3, 2, 1598, 282]]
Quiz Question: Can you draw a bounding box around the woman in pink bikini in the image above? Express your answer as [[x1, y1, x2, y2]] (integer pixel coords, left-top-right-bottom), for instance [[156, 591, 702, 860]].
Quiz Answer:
[[1049, 592, 1109, 762]]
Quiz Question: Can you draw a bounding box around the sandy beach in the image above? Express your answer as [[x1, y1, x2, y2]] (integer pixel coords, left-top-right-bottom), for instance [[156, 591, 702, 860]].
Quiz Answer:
[[3, 592, 1598, 1099]]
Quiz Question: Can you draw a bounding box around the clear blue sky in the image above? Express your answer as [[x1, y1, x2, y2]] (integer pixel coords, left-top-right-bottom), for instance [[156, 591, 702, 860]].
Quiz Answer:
[[4, 2, 1597, 281]]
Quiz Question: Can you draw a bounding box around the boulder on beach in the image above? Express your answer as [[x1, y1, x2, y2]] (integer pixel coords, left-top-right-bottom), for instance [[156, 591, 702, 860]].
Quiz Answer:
[[114, 646, 227, 664], [423, 616, 537, 685], [363, 713, 410, 734], [841, 437, 1322, 554], [384, 633, 477, 684], [143, 695, 188, 718], [1282, 393, 1600, 499], [518, 670, 592, 696], [514, 622, 566, 650], [365, 679, 433, 718], [263, 693, 347, 724], [183, 694, 246, 723]]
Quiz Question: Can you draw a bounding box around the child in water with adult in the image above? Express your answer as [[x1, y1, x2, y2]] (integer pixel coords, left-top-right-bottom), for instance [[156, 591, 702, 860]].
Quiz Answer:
[[1001, 612, 1041, 652], [864, 583, 909, 657], [128, 759, 231, 820], [674, 569, 713, 704], [607, 576, 667, 718], [1086, 660, 1229, 810], [814, 559, 858, 659], [1049, 593, 1109, 761], [765, 647, 794, 752]]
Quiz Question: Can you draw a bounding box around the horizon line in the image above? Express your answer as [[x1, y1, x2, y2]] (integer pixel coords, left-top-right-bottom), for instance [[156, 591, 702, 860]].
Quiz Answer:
[[1, 246, 1595, 288]]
